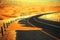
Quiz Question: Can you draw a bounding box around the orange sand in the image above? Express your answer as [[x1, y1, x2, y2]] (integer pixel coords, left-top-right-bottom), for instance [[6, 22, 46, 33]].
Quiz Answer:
[[7, 22, 43, 31], [2, 22, 43, 40], [0, 4, 60, 20]]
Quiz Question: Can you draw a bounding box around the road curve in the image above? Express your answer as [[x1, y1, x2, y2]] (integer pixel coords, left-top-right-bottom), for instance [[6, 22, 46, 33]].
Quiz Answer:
[[18, 12, 60, 40]]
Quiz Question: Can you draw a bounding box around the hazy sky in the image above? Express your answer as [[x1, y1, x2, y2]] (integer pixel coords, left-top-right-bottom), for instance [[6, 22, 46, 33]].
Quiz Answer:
[[1, 0, 60, 6], [20, 0, 59, 2], [6, 0, 59, 2]]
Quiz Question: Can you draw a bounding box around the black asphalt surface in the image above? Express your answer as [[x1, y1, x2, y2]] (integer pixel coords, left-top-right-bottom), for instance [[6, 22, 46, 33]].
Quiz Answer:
[[17, 13, 60, 40], [16, 30, 55, 40]]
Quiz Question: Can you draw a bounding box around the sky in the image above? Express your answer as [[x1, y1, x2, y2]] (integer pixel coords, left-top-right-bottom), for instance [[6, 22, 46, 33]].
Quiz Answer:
[[3, 0, 59, 2], [1, 0, 60, 6], [20, 0, 59, 2], [3, 0, 60, 2]]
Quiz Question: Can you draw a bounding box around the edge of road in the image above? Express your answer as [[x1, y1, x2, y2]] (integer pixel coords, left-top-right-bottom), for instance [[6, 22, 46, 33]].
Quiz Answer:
[[26, 12, 60, 40]]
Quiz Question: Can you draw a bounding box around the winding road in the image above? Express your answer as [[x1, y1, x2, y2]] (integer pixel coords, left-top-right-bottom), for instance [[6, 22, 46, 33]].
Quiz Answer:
[[17, 13, 60, 40]]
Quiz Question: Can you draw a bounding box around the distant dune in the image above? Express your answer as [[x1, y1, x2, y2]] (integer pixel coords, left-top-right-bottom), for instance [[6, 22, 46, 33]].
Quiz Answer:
[[0, 4, 60, 20], [0, 0, 60, 19]]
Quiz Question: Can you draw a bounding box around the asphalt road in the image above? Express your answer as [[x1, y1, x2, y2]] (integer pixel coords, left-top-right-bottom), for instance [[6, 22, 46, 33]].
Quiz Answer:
[[17, 13, 60, 40]]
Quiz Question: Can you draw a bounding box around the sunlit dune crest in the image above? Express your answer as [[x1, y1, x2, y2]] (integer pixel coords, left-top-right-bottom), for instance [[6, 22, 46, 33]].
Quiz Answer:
[[39, 12, 60, 22]]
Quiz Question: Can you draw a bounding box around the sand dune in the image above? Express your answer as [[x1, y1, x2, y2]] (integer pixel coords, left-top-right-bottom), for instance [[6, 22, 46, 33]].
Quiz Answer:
[[0, 0, 60, 19], [39, 12, 60, 22]]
